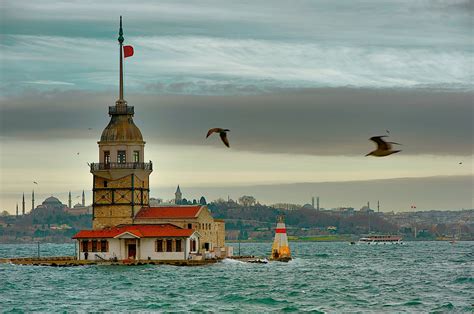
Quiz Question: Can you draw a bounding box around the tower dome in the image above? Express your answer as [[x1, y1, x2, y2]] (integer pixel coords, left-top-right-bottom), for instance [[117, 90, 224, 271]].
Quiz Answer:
[[100, 112, 144, 143]]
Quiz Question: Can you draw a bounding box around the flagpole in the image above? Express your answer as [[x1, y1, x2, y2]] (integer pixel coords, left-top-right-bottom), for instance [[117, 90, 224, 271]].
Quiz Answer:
[[118, 16, 124, 101]]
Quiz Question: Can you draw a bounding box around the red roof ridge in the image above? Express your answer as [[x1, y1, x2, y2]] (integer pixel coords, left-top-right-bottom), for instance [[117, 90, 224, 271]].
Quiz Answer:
[[135, 205, 204, 219], [72, 224, 195, 239]]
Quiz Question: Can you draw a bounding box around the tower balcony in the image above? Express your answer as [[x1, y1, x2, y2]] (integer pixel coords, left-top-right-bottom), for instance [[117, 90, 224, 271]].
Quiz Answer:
[[90, 162, 152, 171], [109, 106, 134, 115]]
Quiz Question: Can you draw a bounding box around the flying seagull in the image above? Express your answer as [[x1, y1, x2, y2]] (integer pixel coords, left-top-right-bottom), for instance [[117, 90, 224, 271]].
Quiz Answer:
[[386, 129, 390, 134], [459, 162, 463, 165], [206, 128, 230, 148], [33, 181, 38, 185], [366, 136, 401, 157]]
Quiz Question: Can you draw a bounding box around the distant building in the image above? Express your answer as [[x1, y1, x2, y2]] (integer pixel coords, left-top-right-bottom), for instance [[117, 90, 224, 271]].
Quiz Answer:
[[175, 185, 182, 204], [65, 203, 92, 216], [360, 205, 374, 213], [149, 197, 163, 206], [272, 203, 301, 211], [34, 196, 67, 212], [302, 204, 314, 210]]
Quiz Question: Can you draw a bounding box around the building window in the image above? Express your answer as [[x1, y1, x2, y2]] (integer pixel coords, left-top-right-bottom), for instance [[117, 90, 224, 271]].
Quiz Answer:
[[188, 223, 192, 229], [166, 239, 173, 252], [133, 151, 140, 163], [176, 239, 182, 252], [81, 240, 89, 252], [104, 180, 108, 187], [156, 240, 163, 252], [104, 151, 110, 164], [117, 150, 126, 164], [91, 240, 98, 252], [100, 240, 108, 252]]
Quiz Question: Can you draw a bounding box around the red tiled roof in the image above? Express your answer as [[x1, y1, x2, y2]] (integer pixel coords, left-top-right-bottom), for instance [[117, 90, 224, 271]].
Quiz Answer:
[[72, 224, 194, 239], [135, 205, 203, 219]]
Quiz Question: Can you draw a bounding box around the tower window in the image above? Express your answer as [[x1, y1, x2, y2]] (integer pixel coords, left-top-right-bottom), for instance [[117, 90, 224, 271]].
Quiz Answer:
[[117, 151, 126, 163], [104, 151, 110, 164], [133, 151, 140, 163], [104, 181, 108, 187]]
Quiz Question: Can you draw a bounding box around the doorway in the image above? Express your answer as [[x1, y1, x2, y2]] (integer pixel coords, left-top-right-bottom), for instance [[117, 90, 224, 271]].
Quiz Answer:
[[128, 244, 136, 259]]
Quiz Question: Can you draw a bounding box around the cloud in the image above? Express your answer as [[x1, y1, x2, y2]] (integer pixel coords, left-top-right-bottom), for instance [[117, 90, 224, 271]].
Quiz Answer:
[[1, 34, 471, 94], [23, 80, 75, 86], [1, 0, 471, 93], [0, 87, 472, 156]]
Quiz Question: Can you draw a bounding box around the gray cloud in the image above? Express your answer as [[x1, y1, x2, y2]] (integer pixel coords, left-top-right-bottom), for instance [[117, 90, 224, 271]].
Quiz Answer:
[[0, 87, 472, 156]]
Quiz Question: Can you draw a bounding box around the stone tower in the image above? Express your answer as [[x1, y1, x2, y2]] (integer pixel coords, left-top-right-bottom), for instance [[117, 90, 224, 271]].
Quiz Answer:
[[90, 17, 152, 229], [175, 185, 182, 204]]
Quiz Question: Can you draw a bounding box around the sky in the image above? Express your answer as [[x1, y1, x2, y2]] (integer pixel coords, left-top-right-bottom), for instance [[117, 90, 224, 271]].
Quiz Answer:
[[0, 0, 472, 213]]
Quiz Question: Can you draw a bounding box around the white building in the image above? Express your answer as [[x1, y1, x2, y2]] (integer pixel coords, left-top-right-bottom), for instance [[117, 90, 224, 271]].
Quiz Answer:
[[73, 224, 200, 261]]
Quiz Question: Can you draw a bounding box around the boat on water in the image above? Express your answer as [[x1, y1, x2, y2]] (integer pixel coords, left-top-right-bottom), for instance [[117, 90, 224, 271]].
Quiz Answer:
[[358, 235, 403, 245], [270, 216, 292, 262]]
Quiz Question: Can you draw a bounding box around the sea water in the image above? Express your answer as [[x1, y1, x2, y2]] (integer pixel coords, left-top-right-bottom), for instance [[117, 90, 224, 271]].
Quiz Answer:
[[0, 241, 472, 312]]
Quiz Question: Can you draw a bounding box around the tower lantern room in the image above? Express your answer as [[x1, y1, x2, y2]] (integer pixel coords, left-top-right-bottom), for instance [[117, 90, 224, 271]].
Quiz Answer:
[[90, 17, 153, 229]]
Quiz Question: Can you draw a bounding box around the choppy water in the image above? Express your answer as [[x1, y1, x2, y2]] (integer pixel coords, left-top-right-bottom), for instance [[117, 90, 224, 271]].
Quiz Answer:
[[1, 241, 473, 312]]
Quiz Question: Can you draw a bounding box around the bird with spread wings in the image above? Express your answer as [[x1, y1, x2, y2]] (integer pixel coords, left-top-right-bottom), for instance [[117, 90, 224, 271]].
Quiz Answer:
[[366, 136, 401, 157], [206, 128, 230, 148]]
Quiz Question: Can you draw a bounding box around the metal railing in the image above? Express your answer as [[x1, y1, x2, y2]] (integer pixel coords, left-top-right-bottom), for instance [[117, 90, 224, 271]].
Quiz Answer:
[[108, 106, 134, 115], [90, 162, 152, 171]]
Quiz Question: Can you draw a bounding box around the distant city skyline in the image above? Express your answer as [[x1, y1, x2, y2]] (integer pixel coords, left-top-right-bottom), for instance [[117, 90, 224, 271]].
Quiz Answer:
[[1, 0, 472, 213]]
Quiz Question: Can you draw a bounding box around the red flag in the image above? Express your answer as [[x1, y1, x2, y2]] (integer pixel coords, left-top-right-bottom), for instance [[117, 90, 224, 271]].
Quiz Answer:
[[123, 45, 134, 58]]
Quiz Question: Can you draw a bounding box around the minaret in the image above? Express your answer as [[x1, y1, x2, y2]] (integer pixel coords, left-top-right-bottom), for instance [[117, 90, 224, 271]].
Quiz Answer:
[[90, 17, 152, 229], [82, 190, 85, 207], [22, 193, 25, 215], [377, 200, 380, 213], [317, 197, 320, 211], [175, 185, 182, 204], [16, 203, 18, 218], [311, 197, 315, 209], [68, 191, 72, 208], [32, 190, 35, 211]]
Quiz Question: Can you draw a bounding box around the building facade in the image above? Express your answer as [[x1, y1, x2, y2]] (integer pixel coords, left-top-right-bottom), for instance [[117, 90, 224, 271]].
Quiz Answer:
[[73, 224, 200, 261]]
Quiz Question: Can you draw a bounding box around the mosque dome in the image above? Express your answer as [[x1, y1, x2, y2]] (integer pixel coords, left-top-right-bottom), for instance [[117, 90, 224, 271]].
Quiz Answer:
[[42, 196, 63, 206], [100, 114, 143, 143], [42, 196, 64, 207]]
